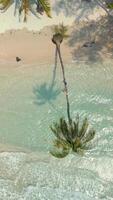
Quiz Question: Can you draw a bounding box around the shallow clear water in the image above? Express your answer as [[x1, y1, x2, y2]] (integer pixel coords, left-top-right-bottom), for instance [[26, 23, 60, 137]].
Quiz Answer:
[[0, 60, 113, 199]]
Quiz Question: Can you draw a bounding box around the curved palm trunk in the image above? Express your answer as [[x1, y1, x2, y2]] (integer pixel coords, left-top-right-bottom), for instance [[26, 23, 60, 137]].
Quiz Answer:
[[51, 47, 58, 88], [56, 44, 72, 124]]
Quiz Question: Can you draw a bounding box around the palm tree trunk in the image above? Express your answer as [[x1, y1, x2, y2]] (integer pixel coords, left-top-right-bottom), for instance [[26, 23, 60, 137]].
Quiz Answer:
[[56, 44, 72, 124], [51, 46, 58, 88]]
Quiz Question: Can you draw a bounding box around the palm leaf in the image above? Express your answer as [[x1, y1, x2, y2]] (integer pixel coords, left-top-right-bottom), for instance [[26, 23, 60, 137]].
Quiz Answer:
[[50, 121, 67, 141], [50, 137, 70, 158], [29, 4, 41, 18], [59, 23, 69, 38], [0, 0, 13, 11], [50, 148, 70, 158], [78, 118, 89, 139], [20, 0, 30, 22], [73, 137, 82, 151], [0, 0, 51, 21], [50, 123, 61, 139], [59, 118, 69, 141], [53, 23, 69, 39], [38, 0, 51, 17], [53, 139, 70, 150], [69, 119, 79, 142], [82, 129, 95, 145], [75, 114, 79, 136]]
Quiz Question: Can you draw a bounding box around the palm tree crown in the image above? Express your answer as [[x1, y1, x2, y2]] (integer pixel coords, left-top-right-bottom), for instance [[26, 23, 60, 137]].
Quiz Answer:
[[53, 23, 69, 39], [50, 117, 95, 158]]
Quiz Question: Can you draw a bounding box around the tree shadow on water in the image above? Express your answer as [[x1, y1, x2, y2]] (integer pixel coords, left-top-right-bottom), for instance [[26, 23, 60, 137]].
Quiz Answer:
[[33, 82, 61, 106]]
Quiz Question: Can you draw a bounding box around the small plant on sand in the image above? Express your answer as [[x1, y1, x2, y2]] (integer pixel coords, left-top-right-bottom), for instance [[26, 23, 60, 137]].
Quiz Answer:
[[50, 24, 96, 158]]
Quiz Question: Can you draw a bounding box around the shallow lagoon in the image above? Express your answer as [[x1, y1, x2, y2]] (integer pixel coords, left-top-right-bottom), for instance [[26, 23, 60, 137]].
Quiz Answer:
[[0, 60, 113, 199]]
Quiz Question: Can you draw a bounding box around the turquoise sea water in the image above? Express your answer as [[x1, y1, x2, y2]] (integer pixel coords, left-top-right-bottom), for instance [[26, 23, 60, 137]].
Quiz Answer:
[[0, 60, 113, 199]]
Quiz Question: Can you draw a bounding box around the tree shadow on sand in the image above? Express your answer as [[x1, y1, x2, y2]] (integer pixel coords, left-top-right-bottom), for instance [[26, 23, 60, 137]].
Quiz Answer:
[[67, 16, 113, 63], [53, 0, 97, 20]]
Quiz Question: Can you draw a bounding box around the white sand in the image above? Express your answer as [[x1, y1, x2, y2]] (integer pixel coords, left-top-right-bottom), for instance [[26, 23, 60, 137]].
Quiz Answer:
[[0, 27, 73, 64]]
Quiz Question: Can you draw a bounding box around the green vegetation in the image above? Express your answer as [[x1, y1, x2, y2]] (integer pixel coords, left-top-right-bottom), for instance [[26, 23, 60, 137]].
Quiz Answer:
[[50, 117, 95, 158], [1, 0, 113, 22], [0, 0, 51, 21], [52, 23, 69, 39]]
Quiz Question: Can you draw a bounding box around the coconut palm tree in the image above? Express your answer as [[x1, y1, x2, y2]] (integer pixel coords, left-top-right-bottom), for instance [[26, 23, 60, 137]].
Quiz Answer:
[[51, 27, 96, 158], [0, 0, 51, 21]]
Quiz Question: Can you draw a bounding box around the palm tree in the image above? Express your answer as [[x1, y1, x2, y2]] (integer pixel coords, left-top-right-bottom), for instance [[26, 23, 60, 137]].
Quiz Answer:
[[0, 0, 51, 21], [51, 27, 96, 158]]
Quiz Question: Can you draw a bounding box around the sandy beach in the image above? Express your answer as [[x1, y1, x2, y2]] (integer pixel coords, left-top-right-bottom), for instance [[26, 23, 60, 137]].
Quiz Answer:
[[0, 17, 113, 66], [0, 26, 73, 65], [0, 0, 109, 66]]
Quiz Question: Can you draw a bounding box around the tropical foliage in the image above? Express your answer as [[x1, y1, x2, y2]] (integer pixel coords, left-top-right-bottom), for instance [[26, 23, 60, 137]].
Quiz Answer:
[[50, 116, 95, 158], [0, 0, 51, 21], [52, 23, 69, 39]]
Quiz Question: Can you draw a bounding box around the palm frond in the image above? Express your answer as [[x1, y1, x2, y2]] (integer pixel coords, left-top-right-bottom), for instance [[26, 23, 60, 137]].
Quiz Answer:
[[82, 129, 95, 145], [19, 0, 30, 22], [53, 23, 69, 39], [78, 118, 89, 139], [53, 139, 70, 150], [50, 149, 69, 158], [0, 0, 51, 21], [29, 4, 40, 18], [59, 118, 71, 142], [50, 123, 63, 140], [0, 0, 13, 11], [50, 138, 70, 159], [38, 0, 51, 17], [73, 137, 82, 151]]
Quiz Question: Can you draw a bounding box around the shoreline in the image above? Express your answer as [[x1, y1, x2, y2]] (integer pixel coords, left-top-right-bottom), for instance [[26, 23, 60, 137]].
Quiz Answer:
[[0, 142, 32, 153], [0, 21, 113, 66]]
